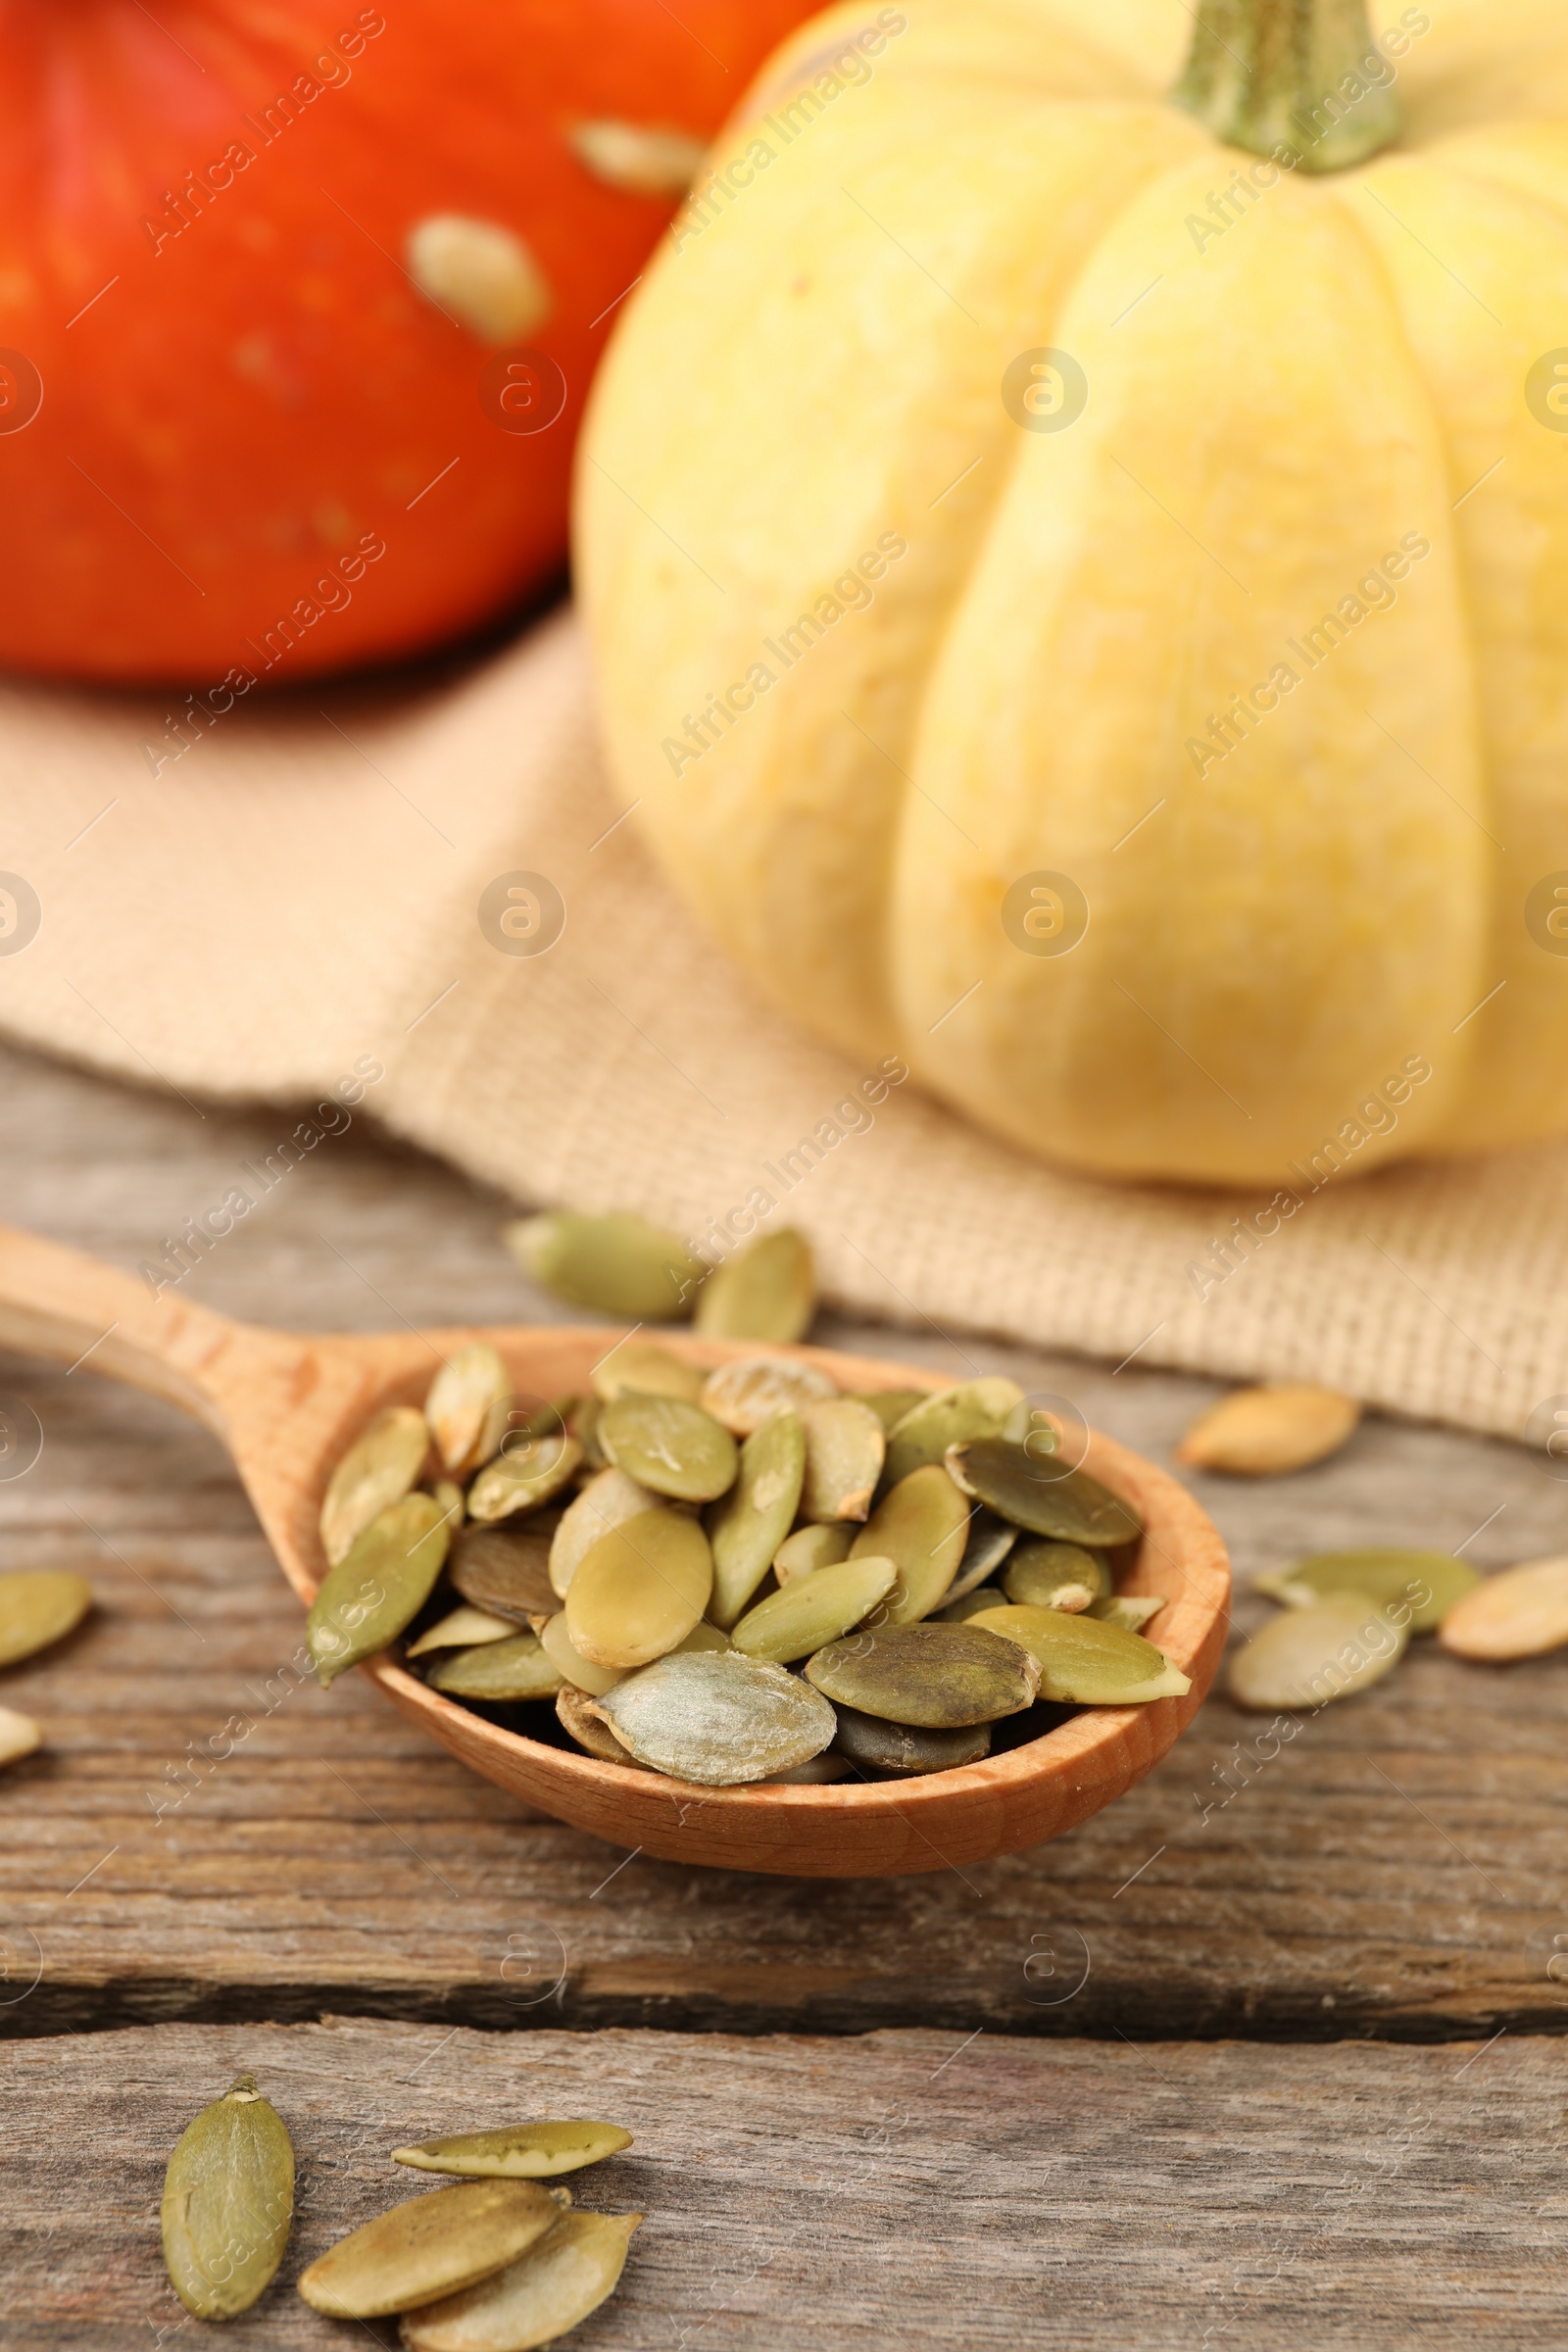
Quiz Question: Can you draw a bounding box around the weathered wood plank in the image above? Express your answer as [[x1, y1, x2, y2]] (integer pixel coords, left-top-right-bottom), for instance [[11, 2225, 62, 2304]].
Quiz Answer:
[[5, 2018, 1567, 2350], [4, 1036, 1568, 2038]]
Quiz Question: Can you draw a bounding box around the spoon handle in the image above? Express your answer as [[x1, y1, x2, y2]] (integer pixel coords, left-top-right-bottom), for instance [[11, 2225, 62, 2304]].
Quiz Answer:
[[0, 1222, 286, 1438]]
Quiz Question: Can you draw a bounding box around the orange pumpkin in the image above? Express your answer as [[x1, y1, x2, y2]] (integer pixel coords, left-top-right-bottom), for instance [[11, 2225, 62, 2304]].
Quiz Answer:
[[0, 0, 812, 687]]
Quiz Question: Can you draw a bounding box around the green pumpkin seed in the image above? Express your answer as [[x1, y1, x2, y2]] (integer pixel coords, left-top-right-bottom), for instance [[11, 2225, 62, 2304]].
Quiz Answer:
[[936, 1585, 1007, 1623], [1254, 1547, 1478, 1633], [394, 2122, 633, 2180], [1088, 1593, 1165, 1634], [564, 1509, 713, 1669], [1229, 1592, 1408, 1709], [556, 1682, 647, 1764], [504, 1210, 706, 1321], [535, 1612, 623, 1698], [849, 1464, 969, 1625], [467, 1434, 583, 1525], [731, 1555, 898, 1664], [593, 1650, 836, 1784], [450, 1522, 562, 1622], [946, 1436, 1143, 1548], [882, 1377, 1025, 1489], [855, 1389, 929, 1435], [299, 2180, 563, 2320], [589, 1340, 704, 1404], [598, 1394, 737, 1502], [773, 1522, 854, 1584], [799, 1397, 885, 1523], [699, 1355, 837, 1437], [319, 1405, 429, 1566], [427, 1633, 564, 1701], [694, 1228, 815, 1343], [431, 1480, 467, 1532], [549, 1469, 662, 1599], [804, 1621, 1041, 1727], [399, 2209, 642, 2352], [708, 1411, 806, 1627], [1003, 1539, 1111, 1613], [0, 1571, 92, 1668], [967, 1604, 1190, 1703], [407, 1607, 517, 1657], [832, 1702, 992, 1778], [0, 1704, 40, 1767], [943, 1509, 1016, 1604], [162, 2073, 294, 2321], [426, 1346, 512, 1475], [309, 1494, 451, 1686], [765, 1752, 854, 1783]]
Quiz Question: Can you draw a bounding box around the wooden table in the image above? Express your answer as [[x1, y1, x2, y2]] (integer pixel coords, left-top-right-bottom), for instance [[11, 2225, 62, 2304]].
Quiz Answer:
[[5, 1035, 1568, 2346]]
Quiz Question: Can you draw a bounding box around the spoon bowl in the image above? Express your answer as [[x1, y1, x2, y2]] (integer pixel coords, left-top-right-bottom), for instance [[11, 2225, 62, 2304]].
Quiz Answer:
[[0, 1223, 1230, 1876]]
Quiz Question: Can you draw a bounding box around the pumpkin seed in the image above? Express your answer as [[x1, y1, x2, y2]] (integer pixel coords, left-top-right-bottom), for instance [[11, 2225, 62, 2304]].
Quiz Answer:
[[1003, 1539, 1110, 1614], [504, 1211, 705, 1321], [1228, 1592, 1408, 1709], [0, 1570, 92, 1667], [394, 2122, 632, 2180], [408, 1607, 517, 1657], [427, 1633, 564, 1702], [699, 1355, 837, 1437], [550, 1469, 662, 1599], [936, 1585, 1006, 1623], [942, 1509, 1017, 1605], [432, 1480, 467, 1533], [855, 1389, 928, 1435], [967, 1604, 1190, 1703], [589, 1340, 704, 1404], [599, 1394, 736, 1502], [1255, 1547, 1478, 1633], [535, 1612, 623, 1698], [946, 1437, 1142, 1548], [1438, 1554, 1568, 1660], [556, 1681, 648, 1765], [804, 1621, 1041, 1727], [299, 2180, 563, 2319], [564, 1509, 713, 1669], [765, 1752, 854, 1783], [693, 1227, 816, 1344], [849, 1464, 969, 1625], [0, 1704, 40, 1766], [309, 1494, 451, 1686], [799, 1397, 885, 1523], [162, 2073, 294, 2321], [571, 115, 707, 195], [450, 1522, 562, 1622], [569, 1393, 606, 1469], [1176, 1383, 1360, 1476], [399, 2209, 642, 2352], [319, 1405, 429, 1566], [832, 1702, 992, 1778], [731, 1555, 898, 1664], [1088, 1593, 1165, 1634], [882, 1377, 1024, 1489], [467, 1434, 583, 1525], [592, 1649, 836, 1783], [773, 1522, 854, 1584], [708, 1411, 806, 1626], [426, 1346, 512, 1476]]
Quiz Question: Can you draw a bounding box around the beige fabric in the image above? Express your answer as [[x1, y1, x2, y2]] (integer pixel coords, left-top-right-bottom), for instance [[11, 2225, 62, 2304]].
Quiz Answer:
[[2, 606, 1565, 1444]]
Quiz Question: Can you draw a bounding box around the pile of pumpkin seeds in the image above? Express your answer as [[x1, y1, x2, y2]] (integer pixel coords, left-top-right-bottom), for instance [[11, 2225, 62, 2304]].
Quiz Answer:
[[161, 2071, 637, 2344], [309, 1218, 1189, 1784]]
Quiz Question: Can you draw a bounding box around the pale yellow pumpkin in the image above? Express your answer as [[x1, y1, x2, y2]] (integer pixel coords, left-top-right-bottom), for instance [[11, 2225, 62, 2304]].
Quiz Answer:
[[578, 0, 1568, 1185]]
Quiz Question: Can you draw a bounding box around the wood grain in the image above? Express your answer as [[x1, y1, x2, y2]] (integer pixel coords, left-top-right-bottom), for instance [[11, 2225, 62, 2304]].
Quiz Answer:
[[7, 2017, 1568, 2350], [4, 1036, 1568, 2035]]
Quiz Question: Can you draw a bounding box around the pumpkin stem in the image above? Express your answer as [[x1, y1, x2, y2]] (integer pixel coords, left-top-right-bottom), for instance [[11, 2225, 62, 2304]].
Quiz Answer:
[[1174, 0, 1401, 172]]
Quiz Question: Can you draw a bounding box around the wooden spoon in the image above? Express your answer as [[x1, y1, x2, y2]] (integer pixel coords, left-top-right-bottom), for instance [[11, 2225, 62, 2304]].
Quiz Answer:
[[0, 1222, 1229, 1878]]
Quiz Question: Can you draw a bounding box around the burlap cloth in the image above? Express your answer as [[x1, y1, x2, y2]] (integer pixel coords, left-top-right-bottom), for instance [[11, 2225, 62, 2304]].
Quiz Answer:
[[2, 606, 1565, 1444]]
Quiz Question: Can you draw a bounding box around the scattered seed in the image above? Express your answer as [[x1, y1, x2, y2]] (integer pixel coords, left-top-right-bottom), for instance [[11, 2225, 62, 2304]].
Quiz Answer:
[[799, 1397, 885, 1523], [1003, 1539, 1110, 1614], [309, 1494, 452, 1687], [589, 1341, 704, 1404], [505, 1212, 705, 1322], [805, 1621, 1040, 1727], [0, 1704, 40, 1767], [1176, 1383, 1361, 1476], [299, 2179, 563, 2319], [1228, 1592, 1408, 1710], [699, 1355, 837, 1436], [162, 2073, 294, 2321], [882, 1377, 1025, 1489], [319, 1406, 429, 1566], [598, 1394, 737, 1503], [535, 1612, 623, 1698], [571, 114, 707, 193], [849, 1464, 969, 1625], [832, 1703, 992, 1778], [407, 1607, 517, 1658], [556, 1681, 647, 1764], [564, 1510, 713, 1669], [694, 1228, 816, 1344], [450, 1523, 562, 1622], [967, 1604, 1189, 1703], [0, 1571, 92, 1668], [1255, 1547, 1478, 1633], [946, 1437, 1142, 1548], [400, 2209, 642, 2352], [394, 2122, 632, 2180], [592, 1650, 835, 1784], [773, 1522, 854, 1584], [408, 215, 553, 344], [707, 1411, 805, 1627], [467, 1434, 583, 1526], [1438, 1554, 1568, 1660], [550, 1470, 663, 1599], [427, 1634, 564, 1702], [731, 1555, 898, 1664], [426, 1347, 512, 1476]]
